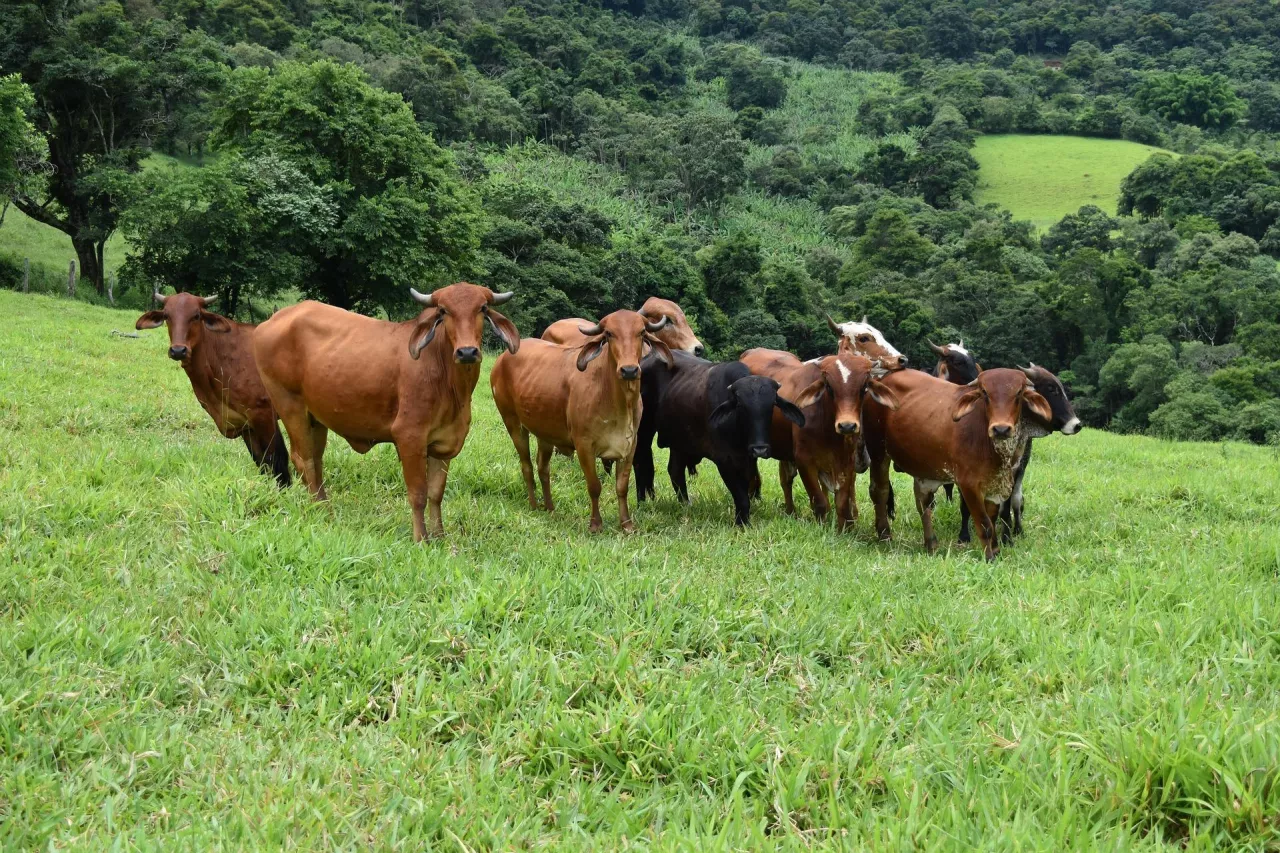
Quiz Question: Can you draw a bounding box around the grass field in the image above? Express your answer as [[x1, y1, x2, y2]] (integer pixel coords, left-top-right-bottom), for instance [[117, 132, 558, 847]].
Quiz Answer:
[[4, 290, 1280, 848], [973, 135, 1172, 230]]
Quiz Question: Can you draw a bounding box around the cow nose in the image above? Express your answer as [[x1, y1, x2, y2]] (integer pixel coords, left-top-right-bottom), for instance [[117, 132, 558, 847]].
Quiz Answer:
[[1062, 418, 1082, 435], [897, 355, 908, 366], [619, 365, 640, 381], [836, 420, 859, 435], [693, 344, 705, 357], [990, 424, 1013, 439], [749, 444, 770, 459], [168, 346, 188, 361], [454, 346, 480, 364]]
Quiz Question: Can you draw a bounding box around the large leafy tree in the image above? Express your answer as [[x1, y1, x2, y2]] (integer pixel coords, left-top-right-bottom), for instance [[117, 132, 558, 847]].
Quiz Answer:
[[212, 60, 480, 313], [1134, 72, 1244, 130], [0, 74, 45, 224], [0, 0, 225, 293]]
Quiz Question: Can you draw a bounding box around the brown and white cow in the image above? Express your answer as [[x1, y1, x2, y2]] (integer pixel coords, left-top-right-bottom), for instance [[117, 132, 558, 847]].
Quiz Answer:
[[827, 315, 908, 371], [542, 297, 703, 356], [929, 340, 981, 385], [136, 290, 290, 486], [862, 368, 1053, 560], [253, 284, 520, 541], [741, 348, 899, 531], [492, 311, 673, 532]]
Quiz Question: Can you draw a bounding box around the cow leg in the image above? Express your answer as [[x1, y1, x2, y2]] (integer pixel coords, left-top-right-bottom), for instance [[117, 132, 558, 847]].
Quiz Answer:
[[506, 423, 537, 510], [265, 422, 291, 488], [716, 460, 751, 526], [425, 457, 449, 539], [959, 484, 999, 561], [633, 434, 654, 502], [395, 441, 432, 542], [779, 461, 797, 515], [834, 468, 857, 533], [958, 496, 972, 544], [575, 442, 605, 533], [913, 479, 939, 555], [668, 449, 690, 504], [290, 417, 329, 501], [614, 454, 636, 533], [747, 459, 762, 502], [796, 464, 829, 524], [536, 440, 555, 513], [870, 454, 893, 541]]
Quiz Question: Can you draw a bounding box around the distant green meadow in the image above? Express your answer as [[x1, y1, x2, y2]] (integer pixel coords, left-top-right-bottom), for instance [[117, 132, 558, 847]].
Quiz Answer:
[[973, 135, 1172, 230], [3, 290, 1280, 848]]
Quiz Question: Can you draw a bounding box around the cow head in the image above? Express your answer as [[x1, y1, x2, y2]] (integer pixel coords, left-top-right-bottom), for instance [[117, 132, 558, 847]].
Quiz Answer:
[[827, 315, 908, 372], [135, 289, 231, 364], [640, 297, 704, 357], [408, 283, 519, 364], [576, 310, 672, 381], [1021, 364, 1082, 435], [792, 354, 900, 437], [953, 368, 1053, 442], [929, 340, 981, 385], [709, 375, 805, 458]]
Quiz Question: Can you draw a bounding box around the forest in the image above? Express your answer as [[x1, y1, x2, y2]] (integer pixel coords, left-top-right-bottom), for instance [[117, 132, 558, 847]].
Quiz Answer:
[[4, 0, 1280, 443]]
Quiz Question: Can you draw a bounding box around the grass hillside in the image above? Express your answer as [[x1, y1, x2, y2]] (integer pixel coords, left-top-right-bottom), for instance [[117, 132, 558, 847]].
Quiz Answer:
[[973, 135, 1171, 230], [3, 290, 1280, 848]]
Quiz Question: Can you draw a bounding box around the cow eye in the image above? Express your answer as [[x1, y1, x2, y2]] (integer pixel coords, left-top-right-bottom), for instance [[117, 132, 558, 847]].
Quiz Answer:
[[858, 335, 871, 343]]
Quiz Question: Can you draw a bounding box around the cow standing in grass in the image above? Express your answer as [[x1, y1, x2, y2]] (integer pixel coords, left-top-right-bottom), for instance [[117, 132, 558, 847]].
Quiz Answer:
[[253, 284, 520, 541], [136, 290, 290, 487], [542, 297, 704, 357]]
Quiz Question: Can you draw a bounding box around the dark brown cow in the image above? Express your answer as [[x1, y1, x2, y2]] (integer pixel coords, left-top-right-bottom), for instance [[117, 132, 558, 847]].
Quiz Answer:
[[542, 297, 703, 355], [253, 284, 520, 541], [136, 290, 290, 486], [862, 368, 1053, 560], [491, 311, 673, 532], [741, 348, 899, 531]]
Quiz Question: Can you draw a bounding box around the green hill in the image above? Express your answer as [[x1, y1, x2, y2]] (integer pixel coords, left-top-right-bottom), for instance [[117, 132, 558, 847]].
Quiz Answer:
[[973, 135, 1172, 230]]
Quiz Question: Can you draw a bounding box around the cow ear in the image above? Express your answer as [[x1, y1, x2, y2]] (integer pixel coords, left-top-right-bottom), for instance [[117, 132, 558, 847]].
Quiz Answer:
[[792, 376, 827, 409], [708, 398, 737, 431], [201, 311, 232, 333], [775, 396, 806, 426], [952, 388, 984, 422], [408, 309, 444, 360], [135, 311, 166, 330], [486, 308, 521, 354], [576, 336, 607, 371], [867, 378, 901, 411], [1023, 389, 1053, 423], [644, 334, 674, 367]]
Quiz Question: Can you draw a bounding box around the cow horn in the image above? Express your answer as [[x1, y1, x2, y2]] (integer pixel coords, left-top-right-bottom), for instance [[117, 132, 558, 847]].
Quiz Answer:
[[645, 315, 670, 333], [152, 288, 167, 306], [928, 340, 948, 357], [577, 321, 604, 337], [861, 315, 868, 325], [197, 294, 217, 306], [490, 290, 514, 306], [409, 287, 435, 307], [825, 314, 842, 337]]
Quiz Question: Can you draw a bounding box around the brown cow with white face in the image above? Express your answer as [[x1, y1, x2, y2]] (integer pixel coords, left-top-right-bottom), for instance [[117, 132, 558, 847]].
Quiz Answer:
[[542, 297, 703, 356], [827, 315, 909, 372], [862, 368, 1053, 560], [492, 311, 673, 533], [253, 284, 520, 541], [136, 290, 290, 486]]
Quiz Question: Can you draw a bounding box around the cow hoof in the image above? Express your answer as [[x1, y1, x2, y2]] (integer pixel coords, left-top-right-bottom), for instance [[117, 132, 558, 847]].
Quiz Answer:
[[925, 537, 938, 555], [620, 520, 637, 534], [589, 519, 603, 534]]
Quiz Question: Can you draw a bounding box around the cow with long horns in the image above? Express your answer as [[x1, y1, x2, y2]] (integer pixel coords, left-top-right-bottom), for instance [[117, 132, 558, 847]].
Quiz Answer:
[[253, 284, 520, 541], [136, 289, 291, 486], [491, 310, 673, 532]]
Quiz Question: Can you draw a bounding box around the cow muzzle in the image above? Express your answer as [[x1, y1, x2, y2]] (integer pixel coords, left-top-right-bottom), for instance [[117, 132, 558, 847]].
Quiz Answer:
[[454, 346, 480, 364], [1061, 417, 1082, 435], [989, 423, 1014, 439], [693, 344, 705, 357], [168, 345, 189, 361], [619, 365, 640, 381], [836, 420, 860, 435], [749, 444, 771, 459]]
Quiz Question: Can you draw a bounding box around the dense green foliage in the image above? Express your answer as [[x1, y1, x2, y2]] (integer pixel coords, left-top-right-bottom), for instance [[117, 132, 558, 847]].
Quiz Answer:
[[4, 292, 1280, 848]]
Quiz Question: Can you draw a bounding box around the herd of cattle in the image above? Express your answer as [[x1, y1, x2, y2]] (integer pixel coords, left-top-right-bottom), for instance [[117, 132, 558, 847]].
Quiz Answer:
[[136, 282, 1081, 560]]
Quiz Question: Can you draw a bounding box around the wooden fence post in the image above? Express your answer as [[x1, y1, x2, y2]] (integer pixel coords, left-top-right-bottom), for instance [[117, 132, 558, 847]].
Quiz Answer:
[[107, 271, 115, 305], [22, 258, 29, 293], [67, 259, 76, 298]]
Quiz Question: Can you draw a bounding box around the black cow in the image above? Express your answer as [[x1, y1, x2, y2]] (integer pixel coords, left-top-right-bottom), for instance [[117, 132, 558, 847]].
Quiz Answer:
[[959, 364, 1082, 543], [929, 341, 982, 505], [634, 351, 805, 526]]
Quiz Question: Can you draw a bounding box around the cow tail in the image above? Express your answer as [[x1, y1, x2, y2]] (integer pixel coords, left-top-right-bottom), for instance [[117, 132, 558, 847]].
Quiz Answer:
[[267, 425, 292, 488]]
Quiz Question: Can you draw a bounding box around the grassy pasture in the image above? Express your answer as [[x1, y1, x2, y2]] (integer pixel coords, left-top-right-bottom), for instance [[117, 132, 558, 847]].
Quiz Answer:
[[972, 135, 1171, 230], [3, 291, 1280, 849]]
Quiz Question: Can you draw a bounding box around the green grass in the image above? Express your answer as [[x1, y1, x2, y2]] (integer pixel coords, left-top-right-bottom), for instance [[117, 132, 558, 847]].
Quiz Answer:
[[4, 290, 1280, 849], [973, 135, 1172, 230]]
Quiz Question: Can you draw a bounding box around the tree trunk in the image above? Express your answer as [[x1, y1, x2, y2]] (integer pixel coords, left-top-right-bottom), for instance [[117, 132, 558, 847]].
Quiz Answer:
[[67, 259, 76, 297], [71, 235, 105, 295]]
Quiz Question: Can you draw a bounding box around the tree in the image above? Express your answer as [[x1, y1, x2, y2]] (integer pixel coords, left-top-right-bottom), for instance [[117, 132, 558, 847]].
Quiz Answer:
[[697, 231, 761, 316], [0, 74, 44, 224], [1042, 205, 1119, 256], [668, 111, 748, 208], [212, 61, 479, 313], [1135, 72, 1244, 130]]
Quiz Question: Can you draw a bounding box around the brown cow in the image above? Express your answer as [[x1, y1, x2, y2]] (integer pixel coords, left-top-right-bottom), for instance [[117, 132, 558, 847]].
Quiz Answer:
[[542, 297, 703, 355], [741, 348, 899, 531], [862, 368, 1053, 560], [827, 315, 909, 371], [253, 284, 520, 541], [491, 311, 673, 532], [136, 290, 290, 486]]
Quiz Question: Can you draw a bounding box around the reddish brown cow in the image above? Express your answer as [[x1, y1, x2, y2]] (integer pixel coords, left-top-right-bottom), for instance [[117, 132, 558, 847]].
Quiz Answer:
[[542, 297, 703, 355], [136, 290, 290, 486], [492, 311, 673, 532], [741, 348, 899, 531], [862, 368, 1053, 560], [253, 284, 520, 541], [827, 315, 909, 371]]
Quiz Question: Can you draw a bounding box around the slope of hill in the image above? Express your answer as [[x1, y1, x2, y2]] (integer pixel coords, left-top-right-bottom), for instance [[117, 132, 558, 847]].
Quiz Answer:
[[973, 135, 1172, 229]]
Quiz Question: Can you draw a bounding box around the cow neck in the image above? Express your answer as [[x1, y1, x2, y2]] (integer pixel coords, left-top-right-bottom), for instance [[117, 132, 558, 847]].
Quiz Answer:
[[421, 334, 480, 416], [183, 324, 234, 403], [599, 346, 641, 417]]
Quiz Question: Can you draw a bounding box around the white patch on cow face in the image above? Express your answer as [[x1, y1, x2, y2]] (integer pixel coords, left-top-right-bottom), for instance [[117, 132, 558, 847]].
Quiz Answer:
[[948, 342, 969, 356], [1061, 417, 1081, 435], [837, 321, 902, 358], [836, 360, 851, 384]]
